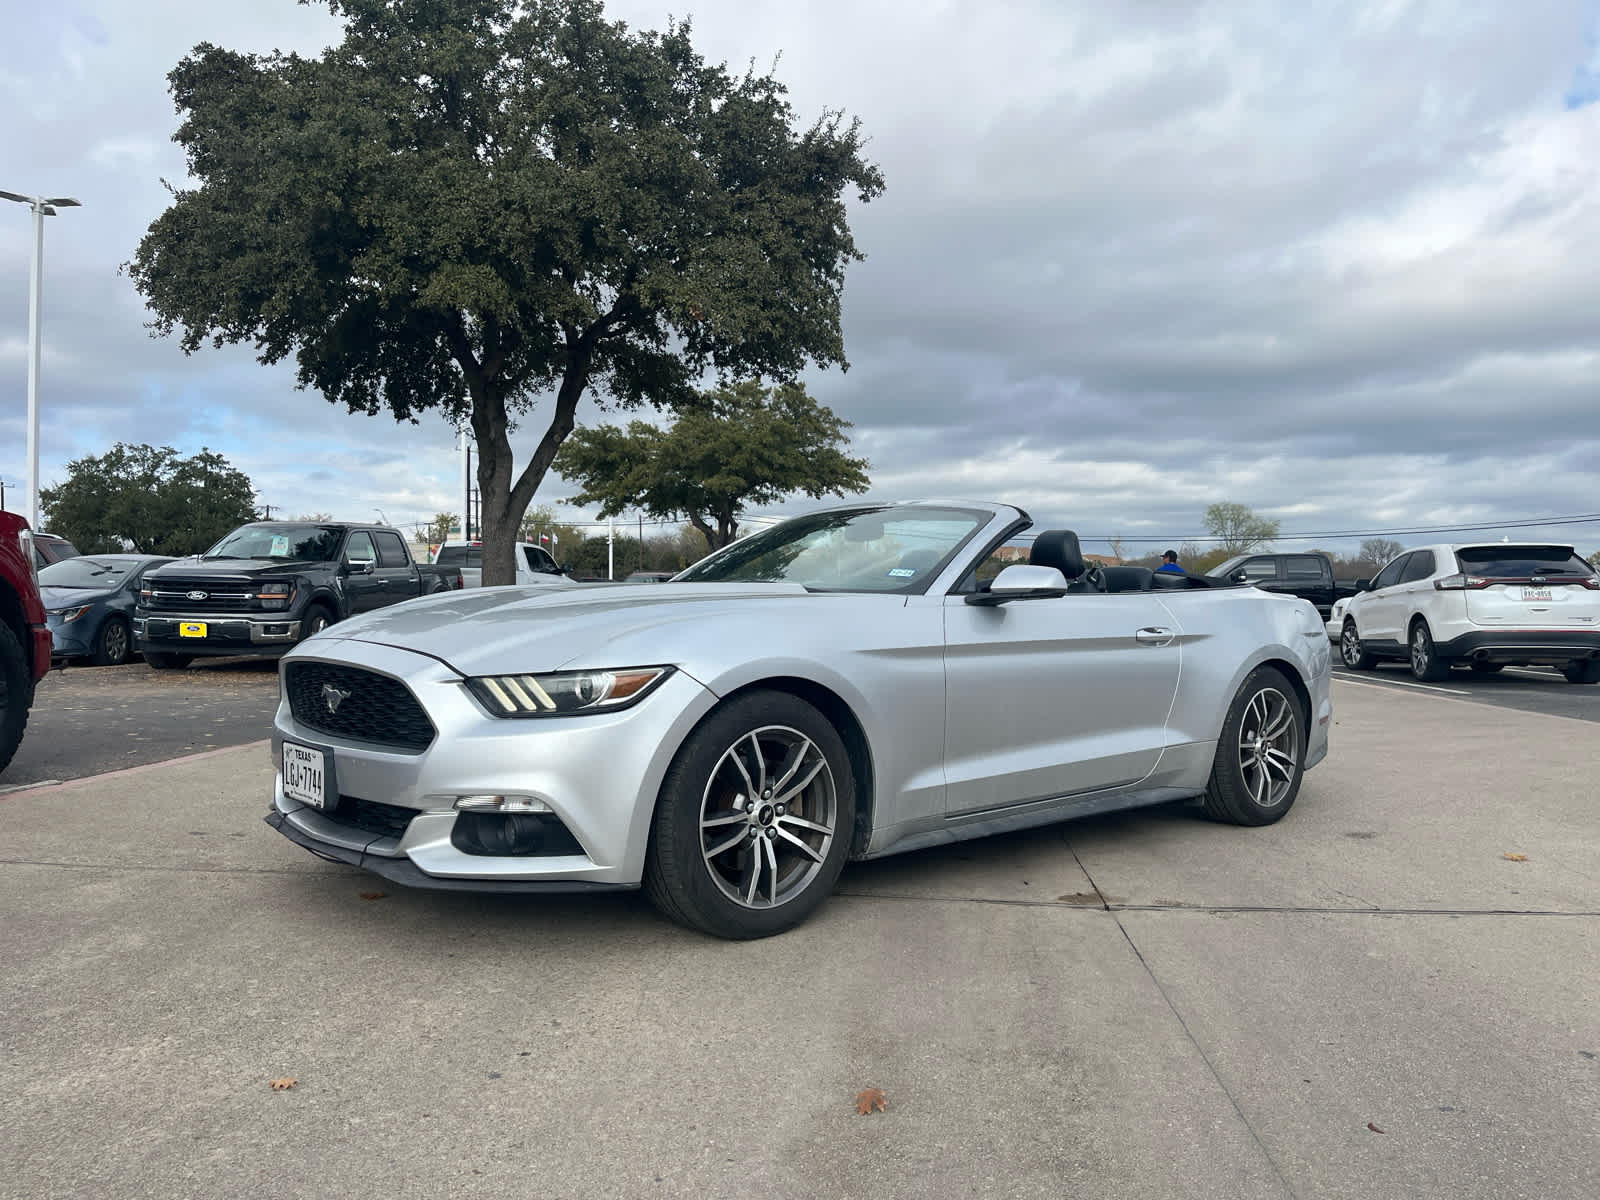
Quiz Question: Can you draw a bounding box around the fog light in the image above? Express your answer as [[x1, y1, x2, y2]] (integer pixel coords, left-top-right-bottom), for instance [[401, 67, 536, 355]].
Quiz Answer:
[[453, 794, 554, 813]]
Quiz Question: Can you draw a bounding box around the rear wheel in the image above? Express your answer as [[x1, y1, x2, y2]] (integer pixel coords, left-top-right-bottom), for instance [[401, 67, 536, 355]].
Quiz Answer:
[[91, 616, 131, 667], [0, 621, 33, 776], [1340, 619, 1376, 670], [1203, 666, 1305, 826], [144, 652, 192, 671], [644, 690, 856, 939], [1408, 620, 1450, 682], [1561, 659, 1600, 685]]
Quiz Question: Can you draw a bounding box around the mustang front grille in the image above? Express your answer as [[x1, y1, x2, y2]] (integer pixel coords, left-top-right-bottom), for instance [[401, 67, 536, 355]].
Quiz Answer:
[[284, 662, 436, 752]]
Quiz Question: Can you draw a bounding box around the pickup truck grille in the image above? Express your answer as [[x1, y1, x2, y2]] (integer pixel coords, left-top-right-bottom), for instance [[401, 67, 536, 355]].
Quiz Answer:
[[145, 577, 256, 613], [284, 662, 436, 752]]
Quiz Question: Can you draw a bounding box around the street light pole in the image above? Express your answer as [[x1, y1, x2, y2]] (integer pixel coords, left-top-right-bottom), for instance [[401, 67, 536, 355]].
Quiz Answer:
[[2, 190, 82, 530]]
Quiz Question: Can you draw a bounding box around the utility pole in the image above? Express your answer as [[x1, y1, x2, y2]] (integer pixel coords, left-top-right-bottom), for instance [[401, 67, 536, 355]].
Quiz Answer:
[[607, 518, 614, 581]]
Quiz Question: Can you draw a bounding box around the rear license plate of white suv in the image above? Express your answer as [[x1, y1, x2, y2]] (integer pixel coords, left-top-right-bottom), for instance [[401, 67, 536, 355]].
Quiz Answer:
[[1521, 587, 1553, 602], [282, 742, 328, 809]]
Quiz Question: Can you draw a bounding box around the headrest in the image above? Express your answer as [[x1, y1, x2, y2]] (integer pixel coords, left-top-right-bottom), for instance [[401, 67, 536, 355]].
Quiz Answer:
[[1028, 530, 1085, 580]]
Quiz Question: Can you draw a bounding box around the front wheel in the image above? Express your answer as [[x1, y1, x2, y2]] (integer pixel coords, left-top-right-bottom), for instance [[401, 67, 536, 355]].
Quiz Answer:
[[300, 605, 334, 640], [1340, 619, 1376, 670], [1562, 659, 1600, 685], [644, 690, 856, 939], [1409, 620, 1450, 682], [92, 616, 131, 667], [1202, 666, 1306, 826]]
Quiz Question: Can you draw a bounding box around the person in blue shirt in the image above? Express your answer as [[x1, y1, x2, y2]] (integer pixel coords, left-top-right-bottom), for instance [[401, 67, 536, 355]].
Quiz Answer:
[[1156, 549, 1186, 574]]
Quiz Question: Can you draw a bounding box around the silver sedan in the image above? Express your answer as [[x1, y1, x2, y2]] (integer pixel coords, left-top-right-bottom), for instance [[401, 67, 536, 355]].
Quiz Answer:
[[268, 500, 1332, 938]]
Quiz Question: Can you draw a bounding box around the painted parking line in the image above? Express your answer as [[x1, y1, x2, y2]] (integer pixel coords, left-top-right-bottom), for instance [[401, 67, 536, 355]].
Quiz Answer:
[[1333, 674, 1473, 697]]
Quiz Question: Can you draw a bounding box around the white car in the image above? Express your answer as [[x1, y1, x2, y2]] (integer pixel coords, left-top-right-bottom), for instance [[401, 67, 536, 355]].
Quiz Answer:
[[1337, 542, 1600, 683], [432, 540, 572, 589]]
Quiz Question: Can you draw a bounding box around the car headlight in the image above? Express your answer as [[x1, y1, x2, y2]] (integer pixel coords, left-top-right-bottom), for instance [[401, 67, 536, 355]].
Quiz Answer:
[[464, 666, 673, 717], [258, 582, 294, 610], [51, 605, 92, 624]]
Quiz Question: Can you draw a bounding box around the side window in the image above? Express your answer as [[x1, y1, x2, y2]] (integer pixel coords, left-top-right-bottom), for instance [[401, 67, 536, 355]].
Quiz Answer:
[[536, 548, 558, 572], [1370, 554, 1409, 591], [1240, 557, 1278, 581], [345, 531, 377, 564], [1400, 551, 1436, 584], [373, 530, 408, 568], [1283, 555, 1324, 581]]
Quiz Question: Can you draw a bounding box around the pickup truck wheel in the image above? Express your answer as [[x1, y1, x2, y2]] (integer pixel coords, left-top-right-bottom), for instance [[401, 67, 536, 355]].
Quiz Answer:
[[144, 652, 192, 670], [1202, 667, 1305, 826], [1408, 620, 1451, 682], [643, 690, 855, 939], [0, 621, 33, 776], [1340, 619, 1376, 670], [1561, 659, 1600, 684], [91, 616, 131, 667], [301, 605, 333, 640]]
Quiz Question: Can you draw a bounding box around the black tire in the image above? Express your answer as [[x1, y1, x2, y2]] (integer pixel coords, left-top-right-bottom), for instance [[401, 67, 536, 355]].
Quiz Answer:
[[144, 652, 192, 671], [300, 605, 334, 640], [1340, 619, 1376, 670], [1203, 666, 1306, 827], [0, 621, 33, 776], [1408, 620, 1450, 682], [1469, 662, 1505, 675], [643, 690, 856, 939], [1561, 659, 1600, 685], [91, 616, 132, 667]]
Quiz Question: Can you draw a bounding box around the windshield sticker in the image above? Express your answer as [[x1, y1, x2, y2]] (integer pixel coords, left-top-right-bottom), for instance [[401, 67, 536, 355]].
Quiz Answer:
[[887, 567, 917, 578], [269, 535, 291, 557]]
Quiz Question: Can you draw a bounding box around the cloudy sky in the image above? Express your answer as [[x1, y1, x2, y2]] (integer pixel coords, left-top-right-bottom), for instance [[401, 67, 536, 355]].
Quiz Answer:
[[3, 0, 1599, 559]]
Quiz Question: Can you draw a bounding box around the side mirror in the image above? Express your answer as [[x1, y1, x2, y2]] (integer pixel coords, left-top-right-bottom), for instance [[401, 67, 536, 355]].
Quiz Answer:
[[1354, 578, 1371, 592], [965, 563, 1069, 606], [1230, 570, 1249, 583], [347, 559, 375, 575]]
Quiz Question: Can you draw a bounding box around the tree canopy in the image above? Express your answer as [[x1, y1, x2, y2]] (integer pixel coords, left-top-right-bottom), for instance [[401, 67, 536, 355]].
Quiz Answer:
[[1203, 502, 1280, 555], [127, 0, 883, 584], [554, 379, 870, 548], [1358, 537, 1405, 568], [40, 443, 258, 555]]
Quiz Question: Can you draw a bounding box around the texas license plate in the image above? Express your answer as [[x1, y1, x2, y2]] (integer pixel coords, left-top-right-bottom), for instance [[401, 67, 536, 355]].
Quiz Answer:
[[1521, 587, 1553, 602], [179, 621, 208, 638], [282, 742, 328, 809]]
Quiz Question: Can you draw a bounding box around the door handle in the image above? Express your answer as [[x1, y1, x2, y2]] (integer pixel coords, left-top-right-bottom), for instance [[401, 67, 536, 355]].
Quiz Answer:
[[1135, 627, 1174, 646]]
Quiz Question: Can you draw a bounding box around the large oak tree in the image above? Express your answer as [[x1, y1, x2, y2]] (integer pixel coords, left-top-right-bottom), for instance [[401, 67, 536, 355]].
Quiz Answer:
[[129, 0, 883, 584], [554, 379, 870, 549]]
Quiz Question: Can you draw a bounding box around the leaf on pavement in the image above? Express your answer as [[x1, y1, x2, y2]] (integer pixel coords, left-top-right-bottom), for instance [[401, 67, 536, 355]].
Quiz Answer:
[[1367, 1122, 1384, 1134], [854, 1087, 887, 1115], [1502, 853, 1529, 862], [359, 891, 387, 900], [269, 1077, 297, 1091]]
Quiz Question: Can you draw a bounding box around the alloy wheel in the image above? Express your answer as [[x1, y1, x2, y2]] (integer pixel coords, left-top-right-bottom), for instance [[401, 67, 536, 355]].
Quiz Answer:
[[102, 621, 129, 665], [698, 724, 837, 909], [1235, 687, 1298, 809]]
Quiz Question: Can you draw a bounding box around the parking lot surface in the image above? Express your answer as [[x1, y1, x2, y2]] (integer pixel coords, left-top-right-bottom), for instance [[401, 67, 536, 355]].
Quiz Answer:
[[2, 678, 1596, 1199]]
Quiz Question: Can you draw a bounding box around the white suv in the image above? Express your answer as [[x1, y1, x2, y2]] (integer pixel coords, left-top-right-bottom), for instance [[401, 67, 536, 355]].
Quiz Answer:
[[1338, 542, 1600, 683]]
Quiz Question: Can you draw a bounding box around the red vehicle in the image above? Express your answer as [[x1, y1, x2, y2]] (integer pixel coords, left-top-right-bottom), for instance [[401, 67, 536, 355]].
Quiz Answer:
[[1, 512, 52, 775]]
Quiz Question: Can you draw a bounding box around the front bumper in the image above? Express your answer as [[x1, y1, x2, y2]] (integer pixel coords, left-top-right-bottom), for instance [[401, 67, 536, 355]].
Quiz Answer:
[[1434, 629, 1600, 666], [44, 618, 90, 658], [135, 612, 302, 658], [267, 638, 719, 890]]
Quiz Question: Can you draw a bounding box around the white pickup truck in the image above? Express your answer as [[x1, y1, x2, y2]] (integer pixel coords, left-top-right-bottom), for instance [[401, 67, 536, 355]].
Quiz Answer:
[[432, 540, 574, 589]]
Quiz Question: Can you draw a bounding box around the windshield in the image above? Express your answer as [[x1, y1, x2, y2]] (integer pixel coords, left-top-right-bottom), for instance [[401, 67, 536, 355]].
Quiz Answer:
[[39, 557, 140, 589], [206, 524, 344, 562], [676, 505, 990, 593]]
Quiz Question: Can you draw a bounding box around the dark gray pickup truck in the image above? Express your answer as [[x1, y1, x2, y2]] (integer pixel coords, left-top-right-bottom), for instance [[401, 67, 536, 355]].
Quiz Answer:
[[133, 522, 462, 668], [1211, 551, 1360, 619]]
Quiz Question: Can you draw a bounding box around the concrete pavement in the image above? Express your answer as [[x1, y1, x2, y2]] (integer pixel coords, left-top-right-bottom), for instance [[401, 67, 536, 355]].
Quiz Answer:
[[1, 680, 1596, 1199]]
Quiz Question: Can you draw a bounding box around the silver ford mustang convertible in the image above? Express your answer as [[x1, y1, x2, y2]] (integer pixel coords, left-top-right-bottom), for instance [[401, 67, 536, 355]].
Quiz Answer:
[[268, 500, 1332, 938]]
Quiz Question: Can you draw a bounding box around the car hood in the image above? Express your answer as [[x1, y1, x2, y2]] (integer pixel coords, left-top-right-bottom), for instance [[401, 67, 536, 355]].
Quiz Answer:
[[40, 585, 115, 608], [150, 556, 328, 578], [316, 581, 814, 675]]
